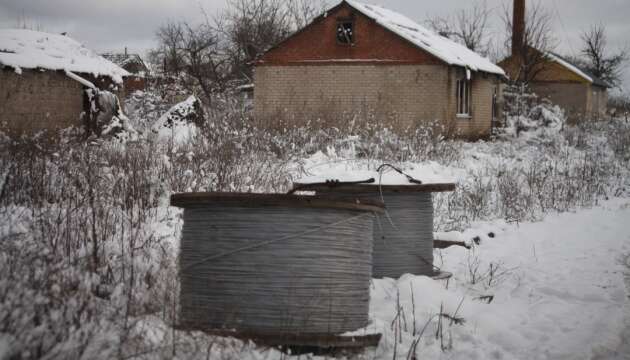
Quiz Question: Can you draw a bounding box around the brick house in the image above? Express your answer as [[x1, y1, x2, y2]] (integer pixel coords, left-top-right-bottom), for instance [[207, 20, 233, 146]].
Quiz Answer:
[[499, 51, 609, 124], [0, 29, 128, 135], [254, 0, 505, 139], [498, 0, 609, 123], [102, 49, 149, 93]]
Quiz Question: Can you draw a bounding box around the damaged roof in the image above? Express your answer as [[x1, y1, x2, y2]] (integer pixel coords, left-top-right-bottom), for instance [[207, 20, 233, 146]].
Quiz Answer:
[[101, 52, 149, 74], [343, 0, 505, 75]]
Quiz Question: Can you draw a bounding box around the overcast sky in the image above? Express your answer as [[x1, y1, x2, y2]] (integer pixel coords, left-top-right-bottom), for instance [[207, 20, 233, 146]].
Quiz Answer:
[[1, 0, 629, 90]]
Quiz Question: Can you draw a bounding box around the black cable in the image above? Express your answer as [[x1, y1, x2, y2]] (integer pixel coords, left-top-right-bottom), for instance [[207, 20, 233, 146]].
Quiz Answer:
[[375, 163, 423, 185]]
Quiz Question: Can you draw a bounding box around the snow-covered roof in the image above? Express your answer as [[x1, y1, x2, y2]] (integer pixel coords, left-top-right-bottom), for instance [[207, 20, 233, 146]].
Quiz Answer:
[[0, 29, 129, 83], [546, 52, 593, 83], [344, 0, 505, 76], [547, 52, 610, 88]]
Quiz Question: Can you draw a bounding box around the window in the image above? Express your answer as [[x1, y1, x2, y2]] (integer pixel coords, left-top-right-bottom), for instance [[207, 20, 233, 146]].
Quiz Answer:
[[456, 79, 472, 116], [336, 21, 354, 44], [492, 86, 498, 121]]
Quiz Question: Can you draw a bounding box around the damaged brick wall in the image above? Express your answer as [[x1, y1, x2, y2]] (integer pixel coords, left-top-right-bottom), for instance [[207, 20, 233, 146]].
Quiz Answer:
[[0, 68, 84, 135], [0, 68, 124, 136]]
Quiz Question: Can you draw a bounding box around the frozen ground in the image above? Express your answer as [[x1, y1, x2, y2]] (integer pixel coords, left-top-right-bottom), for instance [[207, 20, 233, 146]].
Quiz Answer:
[[599, 253, 630, 360], [366, 198, 630, 360]]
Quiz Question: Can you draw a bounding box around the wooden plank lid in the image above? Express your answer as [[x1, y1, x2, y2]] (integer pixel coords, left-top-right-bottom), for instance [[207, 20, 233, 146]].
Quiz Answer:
[[292, 182, 456, 194], [170, 192, 385, 213]]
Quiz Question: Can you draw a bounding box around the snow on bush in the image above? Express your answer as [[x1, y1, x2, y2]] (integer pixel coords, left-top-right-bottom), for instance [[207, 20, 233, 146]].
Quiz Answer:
[[124, 90, 174, 133], [148, 95, 203, 144], [0, 89, 629, 359], [500, 85, 566, 142], [152, 95, 204, 130]]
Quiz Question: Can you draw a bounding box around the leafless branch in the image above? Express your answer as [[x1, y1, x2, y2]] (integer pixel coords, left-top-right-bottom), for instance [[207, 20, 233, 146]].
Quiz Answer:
[[426, 1, 491, 55], [580, 24, 628, 87], [501, 0, 558, 84]]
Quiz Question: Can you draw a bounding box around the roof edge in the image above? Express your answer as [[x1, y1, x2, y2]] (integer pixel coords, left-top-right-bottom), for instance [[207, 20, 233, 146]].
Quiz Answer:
[[343, 0, 504, 76], [342, 0, 453, 67], [546, 52, 593, 84], [257, 2, 346, 63]]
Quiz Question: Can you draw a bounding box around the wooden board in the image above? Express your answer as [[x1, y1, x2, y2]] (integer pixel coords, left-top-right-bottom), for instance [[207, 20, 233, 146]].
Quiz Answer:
[[431, 271, 453, 280], [292, 183, 456, 194], [176, 327, 382, 349], [171, 192, 385, 213]]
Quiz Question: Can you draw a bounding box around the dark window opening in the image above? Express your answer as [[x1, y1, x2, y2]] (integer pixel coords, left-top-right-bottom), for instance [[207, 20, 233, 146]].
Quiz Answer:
[[336, 22, 354, 44], [456, 79, 472, 116], [492, 87, 497, 121]]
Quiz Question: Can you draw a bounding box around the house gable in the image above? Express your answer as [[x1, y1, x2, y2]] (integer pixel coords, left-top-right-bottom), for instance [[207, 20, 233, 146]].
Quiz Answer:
[[498, 51, 592, 85], [535, 61, 591, 84], [259, 2, 442, 66]]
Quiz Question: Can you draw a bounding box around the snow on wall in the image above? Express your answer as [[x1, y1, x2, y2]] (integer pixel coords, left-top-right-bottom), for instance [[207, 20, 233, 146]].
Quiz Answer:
[[345, 0, 505, 76], [0, 29, 129, 83]]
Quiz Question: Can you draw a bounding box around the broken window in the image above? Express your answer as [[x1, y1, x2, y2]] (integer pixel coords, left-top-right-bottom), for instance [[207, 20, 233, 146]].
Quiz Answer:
[[337, 21, 354, 44], [456, 79, 472, 116]]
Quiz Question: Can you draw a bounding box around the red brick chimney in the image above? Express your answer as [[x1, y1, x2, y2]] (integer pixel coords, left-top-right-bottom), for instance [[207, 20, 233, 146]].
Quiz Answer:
[[512, 0, 525, 57]]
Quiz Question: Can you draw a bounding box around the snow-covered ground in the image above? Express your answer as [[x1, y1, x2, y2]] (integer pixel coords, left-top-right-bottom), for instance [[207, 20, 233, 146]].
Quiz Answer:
[[367, 198, 630, 359], [618, 256, 630, 358], [2, 89, 629, 359]]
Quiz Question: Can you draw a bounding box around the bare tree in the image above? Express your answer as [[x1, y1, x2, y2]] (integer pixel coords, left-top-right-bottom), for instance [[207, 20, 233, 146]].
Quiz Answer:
[[580, 24, 628, 88], [222, 0, 291, 81], [155, 22, 185, 76], [501, 1, 557, 84], [155, 20, 229, 104], [153, 0, 324, 95], [426, 1, 491, 55], [286, 0, 325, 30], [222, 0, 325, 81]]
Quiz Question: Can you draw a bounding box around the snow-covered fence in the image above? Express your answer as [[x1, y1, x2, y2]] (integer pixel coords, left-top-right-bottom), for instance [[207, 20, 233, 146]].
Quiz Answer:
[[171, 193, 383, 342]]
